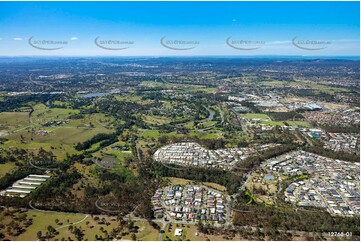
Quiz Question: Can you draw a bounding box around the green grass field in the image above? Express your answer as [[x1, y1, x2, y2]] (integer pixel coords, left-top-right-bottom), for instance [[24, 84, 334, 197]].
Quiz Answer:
[[184, 121, 195, 129], [242, 113, 271, 120], [143, 130, 161, 139], [15, 210, 88, 241], [261, 80, 290, 86], [198, 121, 217, 128], [4, 126, 111, 160], [143, 115, 171, 125], [114, 95, 154, 105], [189, 131, 220, 139], [0, 112, 30, 133], [242, 113, 312, 128], [1, 103, 115, 160], [142, 130, 182, 140], [2, 209, 160, 241], [31, 104, 79, 126], [261, 120, 284, 126], [260, 79, 352, 95], [92, 141, 132, 161], [0, 162, 17, 178]]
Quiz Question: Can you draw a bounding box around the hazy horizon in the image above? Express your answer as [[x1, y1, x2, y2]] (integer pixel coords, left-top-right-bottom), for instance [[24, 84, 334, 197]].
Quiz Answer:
[[0, 1, 359, 56]]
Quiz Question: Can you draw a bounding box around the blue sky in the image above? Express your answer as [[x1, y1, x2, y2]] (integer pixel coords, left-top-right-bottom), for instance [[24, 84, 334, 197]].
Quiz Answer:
[[0, 1, 359, 56]]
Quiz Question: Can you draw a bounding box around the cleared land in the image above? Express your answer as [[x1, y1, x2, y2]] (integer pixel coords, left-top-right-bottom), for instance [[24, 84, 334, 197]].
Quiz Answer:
[[1, 210, 159, 241], [0, 112, 30, 133], [167, 177, 227, 192], [0, 162, 17, 178]]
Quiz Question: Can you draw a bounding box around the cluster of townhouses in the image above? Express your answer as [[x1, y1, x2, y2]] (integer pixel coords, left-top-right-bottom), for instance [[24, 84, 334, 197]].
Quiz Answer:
[[152, 185, 227, 223], [264, 150, 359, 217]]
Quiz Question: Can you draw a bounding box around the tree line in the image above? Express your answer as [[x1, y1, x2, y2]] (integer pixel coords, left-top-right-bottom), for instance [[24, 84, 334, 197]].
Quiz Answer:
[[75, 133, 118, 151], [152, 162, 242, 194], [233, 191, 360, 235]]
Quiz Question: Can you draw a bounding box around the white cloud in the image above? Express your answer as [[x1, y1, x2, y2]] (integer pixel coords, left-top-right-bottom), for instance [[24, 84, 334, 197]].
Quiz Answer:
[[71, 37, 78, 41], [14, 37, 22, 41]]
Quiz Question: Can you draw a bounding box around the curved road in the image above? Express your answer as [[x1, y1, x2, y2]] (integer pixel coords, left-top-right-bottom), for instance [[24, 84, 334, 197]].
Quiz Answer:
[[1, 204, 335, 240]]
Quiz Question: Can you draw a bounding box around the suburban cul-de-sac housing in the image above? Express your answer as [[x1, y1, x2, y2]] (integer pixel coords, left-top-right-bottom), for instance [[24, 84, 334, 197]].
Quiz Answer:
[[263, 150, 360, 217], [154, 142, 278, 169], [152, 184, 229, 224]]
